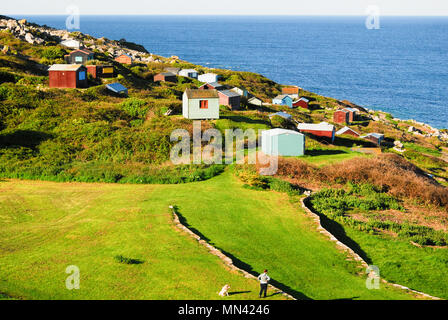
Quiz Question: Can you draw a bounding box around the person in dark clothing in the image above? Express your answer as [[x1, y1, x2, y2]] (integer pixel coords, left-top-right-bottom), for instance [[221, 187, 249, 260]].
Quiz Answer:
[[257, 269, 270, 298]]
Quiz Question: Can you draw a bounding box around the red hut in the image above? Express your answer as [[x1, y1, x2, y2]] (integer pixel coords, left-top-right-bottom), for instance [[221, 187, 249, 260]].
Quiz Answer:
[[114, 54, 133, 65], [154, 72, 177, 82], [49, 64, 88, 88], [218, 90, 241, 110], [333, 109, 350, 124], [293, 97, 309, 109], [297, 122, 335, 142]]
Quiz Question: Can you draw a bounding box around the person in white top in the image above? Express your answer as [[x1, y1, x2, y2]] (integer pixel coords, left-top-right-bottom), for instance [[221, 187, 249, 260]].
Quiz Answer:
[[257, 269, 270, 298]]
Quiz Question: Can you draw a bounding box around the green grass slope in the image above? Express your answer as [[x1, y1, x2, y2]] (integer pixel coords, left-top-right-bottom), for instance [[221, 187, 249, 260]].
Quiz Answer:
[[0, 178, 285, 300], [0, 170, 417, 300]]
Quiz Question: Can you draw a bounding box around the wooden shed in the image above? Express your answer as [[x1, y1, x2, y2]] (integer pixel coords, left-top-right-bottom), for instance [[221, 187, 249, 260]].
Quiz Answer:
[[343, 107, 357, 122], [361, 133, 384, 146], [198, 73, 220, 83], [335, 126, 360, 137], [183, 89, 220, 120], [282, 86, 300, 97], [297, 122, 335, 142], [218, 90, 241, 110], [293, 97, 309, 109], [48, 64, 88, 88], [65, 48, 94, 64], [115, 54, 133, 65], [179, 69, 198, 79], [273, 95, 293, 108], [333, 109, 350, 124], [154, 72, 177, 82], [262, 129, 305, 157], [86, 65, 115, 79]]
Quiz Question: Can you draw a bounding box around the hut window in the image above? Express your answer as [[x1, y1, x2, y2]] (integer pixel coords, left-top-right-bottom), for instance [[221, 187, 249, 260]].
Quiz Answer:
[[75, 56, 83, 62], [199, 100, 208, 109]]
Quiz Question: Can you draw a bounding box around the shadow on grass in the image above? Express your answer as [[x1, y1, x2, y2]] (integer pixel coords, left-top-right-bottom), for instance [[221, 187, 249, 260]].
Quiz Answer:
[[174, 208, 312, 300], [305, 149, 347, 157], [331, 296, 360, 301], [0, 129, 53, 149], [228, 291, 251, 296], [220, 115, 270, 127], [304, 198, 372, 265]]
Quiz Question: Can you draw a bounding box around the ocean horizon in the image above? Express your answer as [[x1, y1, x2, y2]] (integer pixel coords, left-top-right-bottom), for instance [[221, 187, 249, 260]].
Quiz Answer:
[[13, 15, 448, 129]]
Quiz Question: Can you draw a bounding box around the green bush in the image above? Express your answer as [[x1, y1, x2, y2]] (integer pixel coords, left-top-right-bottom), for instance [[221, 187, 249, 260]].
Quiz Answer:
[[120, 98, 148, 119]]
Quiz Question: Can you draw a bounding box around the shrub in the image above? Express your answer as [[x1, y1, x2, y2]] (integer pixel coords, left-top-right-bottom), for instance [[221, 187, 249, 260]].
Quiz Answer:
[[120, 98, 148, 119]]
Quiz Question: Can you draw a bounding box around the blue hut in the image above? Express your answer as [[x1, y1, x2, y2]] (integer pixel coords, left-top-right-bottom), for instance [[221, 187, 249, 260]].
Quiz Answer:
[[272, 95, 293, 108]]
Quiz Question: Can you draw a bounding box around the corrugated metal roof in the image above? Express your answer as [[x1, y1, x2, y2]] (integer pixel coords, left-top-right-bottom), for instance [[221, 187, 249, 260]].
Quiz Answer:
[[336, 126, 360, 136], [185, 89, 219, 99], [158, 72, 176, 77], [297, 122, 335, 132], [106, 82, 128, 93], [344, 107, 358, 113], [48, 64, 84, 71], [297, 97, 309, 103], [362, 133, 384, 139], [219, 90, 241, 98]]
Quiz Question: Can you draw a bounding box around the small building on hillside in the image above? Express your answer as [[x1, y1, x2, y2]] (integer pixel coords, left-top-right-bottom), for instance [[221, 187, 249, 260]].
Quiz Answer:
[[297, 122, 335, 142], [273, 95, 293, 108], [269, 112, 292, 121], [231, 87, 249, 98], [262, 129, 305, 157], [115, 54, 133, 65], [60, 39, 81, 49], [86, 65, 115, 79], [282, 86, 300, 98], [65, 48, 94, 64], [335, 126, 360, 137], [179, 69, 198, 79], [361, 133, 384, 146], [164, 67, 180, 75], [106, 82, 128, 95], [198, 73, 219, 83], [48, 64, 88, 88], [183, 89, 220, 120], [218, 90, 241, 110], [248, 96, 263, 106], [293, 97, 309, 109], [343, 107, 358, 122], [154, 72, 177, 82], [334, 109, 350, 124], [98, 65, 115, 78], [199, 82, 226, 91]]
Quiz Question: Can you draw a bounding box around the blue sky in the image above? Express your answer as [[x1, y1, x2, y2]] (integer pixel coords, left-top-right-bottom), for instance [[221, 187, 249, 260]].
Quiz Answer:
[[2, 0, 448, 16]]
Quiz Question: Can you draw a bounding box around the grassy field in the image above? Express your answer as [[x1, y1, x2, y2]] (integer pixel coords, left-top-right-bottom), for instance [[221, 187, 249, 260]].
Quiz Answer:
[[0, 177, 284, 300], [0, 170, 422, 300]]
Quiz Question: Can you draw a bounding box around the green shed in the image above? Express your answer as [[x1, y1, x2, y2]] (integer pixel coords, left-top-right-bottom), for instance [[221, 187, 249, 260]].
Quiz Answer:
[[261, 129, 305, 157]]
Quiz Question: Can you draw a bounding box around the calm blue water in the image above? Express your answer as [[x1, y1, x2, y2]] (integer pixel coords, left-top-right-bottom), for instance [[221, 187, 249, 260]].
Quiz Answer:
[[15, 15, 448, 129]]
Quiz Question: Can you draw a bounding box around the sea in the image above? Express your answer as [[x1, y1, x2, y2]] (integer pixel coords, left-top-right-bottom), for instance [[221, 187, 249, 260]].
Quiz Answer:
[[14, 15, 448, 129]]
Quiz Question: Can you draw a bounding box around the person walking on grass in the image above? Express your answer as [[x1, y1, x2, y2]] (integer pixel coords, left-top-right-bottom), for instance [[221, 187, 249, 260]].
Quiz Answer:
[[258, 269, 270, 298]]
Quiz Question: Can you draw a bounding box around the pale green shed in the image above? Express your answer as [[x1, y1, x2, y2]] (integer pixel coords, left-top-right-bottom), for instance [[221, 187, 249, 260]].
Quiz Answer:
[[182, 89, 220, 120], [261, 129, 305, 157]]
